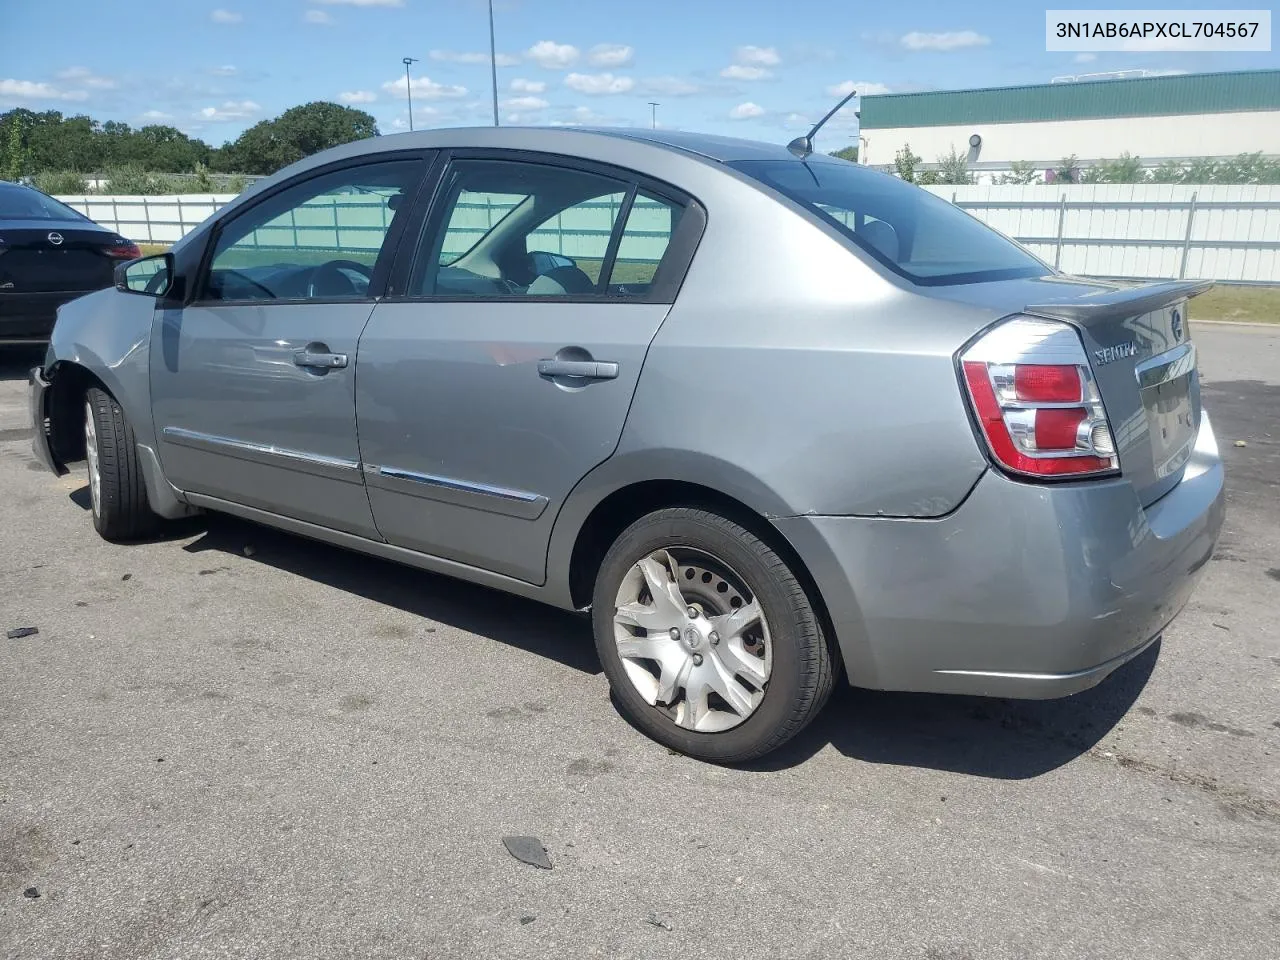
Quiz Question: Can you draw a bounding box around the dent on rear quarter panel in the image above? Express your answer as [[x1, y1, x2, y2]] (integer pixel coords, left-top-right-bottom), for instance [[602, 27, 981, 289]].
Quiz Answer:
[[47, 287, 158, 448], [615, 172, 996, 520]]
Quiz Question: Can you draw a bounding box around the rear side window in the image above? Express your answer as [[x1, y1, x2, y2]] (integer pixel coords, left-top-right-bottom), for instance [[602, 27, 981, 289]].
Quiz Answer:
[[607, 192, 682, 292], [729, 159, 1047, 286]]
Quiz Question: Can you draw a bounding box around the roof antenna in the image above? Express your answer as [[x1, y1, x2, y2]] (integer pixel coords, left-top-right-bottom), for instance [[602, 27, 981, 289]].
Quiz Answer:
[[787, 88, 857, 158]]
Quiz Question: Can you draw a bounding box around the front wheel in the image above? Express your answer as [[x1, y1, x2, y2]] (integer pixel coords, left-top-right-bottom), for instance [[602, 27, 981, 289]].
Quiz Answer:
[[84, 387, 158, 542], [592, 507, 837, 764]]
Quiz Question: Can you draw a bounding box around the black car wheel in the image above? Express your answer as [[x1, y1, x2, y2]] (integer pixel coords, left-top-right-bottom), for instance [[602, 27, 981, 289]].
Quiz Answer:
[[84, 387, 158, 541]]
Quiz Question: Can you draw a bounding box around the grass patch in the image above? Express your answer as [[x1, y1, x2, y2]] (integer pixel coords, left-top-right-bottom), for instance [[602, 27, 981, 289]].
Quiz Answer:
[[138, 243, 170, 257], [1193, 284, 1280, 324]]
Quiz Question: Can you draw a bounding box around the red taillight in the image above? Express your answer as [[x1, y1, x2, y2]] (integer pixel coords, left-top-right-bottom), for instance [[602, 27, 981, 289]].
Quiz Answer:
[[105, 241, 141, 260], [1013, 364, 1080, 403], [960, 316, 1118, 480], [1034, 407, 1088, 449]]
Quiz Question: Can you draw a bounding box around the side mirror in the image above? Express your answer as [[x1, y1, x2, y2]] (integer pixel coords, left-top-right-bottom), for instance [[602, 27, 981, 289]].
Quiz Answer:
[[115, 252, 175, 298]]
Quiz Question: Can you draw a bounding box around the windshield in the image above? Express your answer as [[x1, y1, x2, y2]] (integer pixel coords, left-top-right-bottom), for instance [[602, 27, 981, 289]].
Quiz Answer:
[[729, 159, 1048, 286], [0, 184, 90, 222]]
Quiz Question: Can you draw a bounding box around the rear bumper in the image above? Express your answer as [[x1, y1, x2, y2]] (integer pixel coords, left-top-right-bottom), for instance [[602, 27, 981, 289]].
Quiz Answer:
[[0, 291, 89, 343], [774, 412, 1226, 700]]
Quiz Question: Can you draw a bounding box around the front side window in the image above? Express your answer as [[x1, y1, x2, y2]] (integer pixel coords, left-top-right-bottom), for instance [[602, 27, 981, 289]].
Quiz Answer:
[[202, 159, 422, 302], [413, 159, 684, 300], [729, 159, 1047, 286]]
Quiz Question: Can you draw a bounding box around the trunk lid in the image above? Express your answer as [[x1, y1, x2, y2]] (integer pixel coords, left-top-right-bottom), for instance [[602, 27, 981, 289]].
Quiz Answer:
[[936, 275, 1212, 506], [0, 224, 121, 294]]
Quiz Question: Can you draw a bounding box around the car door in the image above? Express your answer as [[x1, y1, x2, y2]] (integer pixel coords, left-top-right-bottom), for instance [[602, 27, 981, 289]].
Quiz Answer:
[[150, 154, 429, 538], [356, 153, 704, 583]]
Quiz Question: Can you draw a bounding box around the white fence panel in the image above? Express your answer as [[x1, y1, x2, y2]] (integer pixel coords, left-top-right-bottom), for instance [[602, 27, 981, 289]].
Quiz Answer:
[[59, 185, 1280, 283], [924, 183, 1280, 283], [56, 194, 237, 245]]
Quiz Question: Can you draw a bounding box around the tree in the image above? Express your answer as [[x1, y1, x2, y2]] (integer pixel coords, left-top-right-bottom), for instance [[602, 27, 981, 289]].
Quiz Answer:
[[218, 102, 379, 176], [827, 145, 858, 163], [1183, 157, 1219, 183], [1, 108, 36, 180], [1149, 160, 1186, 183], [996, 160, 1039, 185], [1053, 155, 1081, 184], [893, 143, 921, 183], [1089, 152, 1146, 183], [934, 145, 973, 185]]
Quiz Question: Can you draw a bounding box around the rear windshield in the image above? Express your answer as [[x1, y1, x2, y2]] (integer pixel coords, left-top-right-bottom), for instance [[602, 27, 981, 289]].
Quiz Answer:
[[729, 159, 1048, 286], [0, 184, 89, 222]]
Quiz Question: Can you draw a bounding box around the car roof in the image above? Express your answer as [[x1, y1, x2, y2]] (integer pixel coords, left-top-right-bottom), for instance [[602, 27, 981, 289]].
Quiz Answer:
[[310, 125, 831, 166]]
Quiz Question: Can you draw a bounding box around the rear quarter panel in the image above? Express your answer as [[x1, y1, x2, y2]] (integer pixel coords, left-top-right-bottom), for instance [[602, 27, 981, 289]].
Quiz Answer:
[[609, 172, 998, 520]]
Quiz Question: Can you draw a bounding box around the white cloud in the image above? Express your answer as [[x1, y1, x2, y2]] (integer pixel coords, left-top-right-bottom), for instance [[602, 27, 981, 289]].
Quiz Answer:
[[139, 109, 173, 121], [550, 105, 617, 126], [56, 67, 116, 89], [526, 40, 579, 69], [1074, 52, 1097, 63], [304, 9, 333, 24], [899, 30, 990, 51], [729, 101, 765, 120], [735, 45, 781, 67], [510, 78, 546, 94], [429, 49, 520, 67], [381, 75, 468, 99], [826, 79, 891, 97], [501, 95, 550, 111], [720, 64, 771, 81], [588, 44, 633, 68], [640, 76, 703, 97], [564, 72, 634, 95], [0, 79, 89, 102], [198, 99, 260, 121], [339, 90, 377, 104], [209, 65, 238, 76], [210, 8, 242, 24], [315, 0, 403, 5]]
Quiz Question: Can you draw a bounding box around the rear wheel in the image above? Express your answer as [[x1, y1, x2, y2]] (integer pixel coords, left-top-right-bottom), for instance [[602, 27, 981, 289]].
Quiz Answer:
[[84, 387, 158, 541], [592, 507, 836, 763]]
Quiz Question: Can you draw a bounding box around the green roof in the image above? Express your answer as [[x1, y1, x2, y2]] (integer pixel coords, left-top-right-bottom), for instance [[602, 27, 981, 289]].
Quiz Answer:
[[859, 70, 1280, 129]]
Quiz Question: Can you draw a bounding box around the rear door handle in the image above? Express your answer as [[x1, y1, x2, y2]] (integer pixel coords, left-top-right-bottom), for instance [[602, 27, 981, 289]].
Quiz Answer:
[[537, 359, 619, 380], [294, 348, 348, 370]]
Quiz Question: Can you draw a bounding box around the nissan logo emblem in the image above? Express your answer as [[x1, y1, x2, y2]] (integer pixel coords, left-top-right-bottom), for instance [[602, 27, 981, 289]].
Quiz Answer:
[[47, 231, 64, 246]]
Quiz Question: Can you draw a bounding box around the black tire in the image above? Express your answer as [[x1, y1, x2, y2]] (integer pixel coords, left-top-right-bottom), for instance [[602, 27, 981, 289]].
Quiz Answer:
[[84, 387, 158, 542], [592, 507, 837, 764]]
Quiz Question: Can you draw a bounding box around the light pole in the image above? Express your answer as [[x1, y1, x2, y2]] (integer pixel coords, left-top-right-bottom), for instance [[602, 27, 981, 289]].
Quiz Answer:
[[402, 57, 418, 131], [488, 0, 499, 126], [648, 101, 659, 129]]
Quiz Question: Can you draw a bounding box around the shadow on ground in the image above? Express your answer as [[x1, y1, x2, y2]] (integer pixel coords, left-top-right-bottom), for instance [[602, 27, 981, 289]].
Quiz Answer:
[[171, 509, 1153, 780], [742, 641, 1157, 778], [180, 512, 601, 675]]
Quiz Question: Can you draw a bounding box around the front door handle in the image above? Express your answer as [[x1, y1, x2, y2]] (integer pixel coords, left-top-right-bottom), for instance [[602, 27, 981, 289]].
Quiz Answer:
[[537, 359, 619, 380], [294, 348, 348, 370]]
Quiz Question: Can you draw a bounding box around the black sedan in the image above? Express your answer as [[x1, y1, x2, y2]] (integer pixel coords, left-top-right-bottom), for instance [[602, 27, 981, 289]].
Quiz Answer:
[[0, 180, 141, 344]]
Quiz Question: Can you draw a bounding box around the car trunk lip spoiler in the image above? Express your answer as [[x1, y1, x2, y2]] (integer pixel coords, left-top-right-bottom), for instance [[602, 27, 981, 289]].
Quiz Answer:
[[1024, 279, 1215, 326]]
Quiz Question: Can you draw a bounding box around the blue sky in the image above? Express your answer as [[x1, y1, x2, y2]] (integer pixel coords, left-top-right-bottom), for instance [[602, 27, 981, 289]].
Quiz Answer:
[[3, 0, 1277, 151]]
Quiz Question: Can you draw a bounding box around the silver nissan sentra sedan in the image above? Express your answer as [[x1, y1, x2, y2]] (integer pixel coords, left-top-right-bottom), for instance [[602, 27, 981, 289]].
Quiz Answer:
[[29, 126, 1225, 763]]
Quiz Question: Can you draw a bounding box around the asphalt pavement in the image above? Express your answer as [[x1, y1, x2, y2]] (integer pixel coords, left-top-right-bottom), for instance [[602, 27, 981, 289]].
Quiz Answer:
[[1, 323, 1277, 959]]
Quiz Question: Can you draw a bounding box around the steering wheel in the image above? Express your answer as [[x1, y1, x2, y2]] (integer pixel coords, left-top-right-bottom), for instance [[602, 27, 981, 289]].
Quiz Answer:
[[307, 259, 374, 298]]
